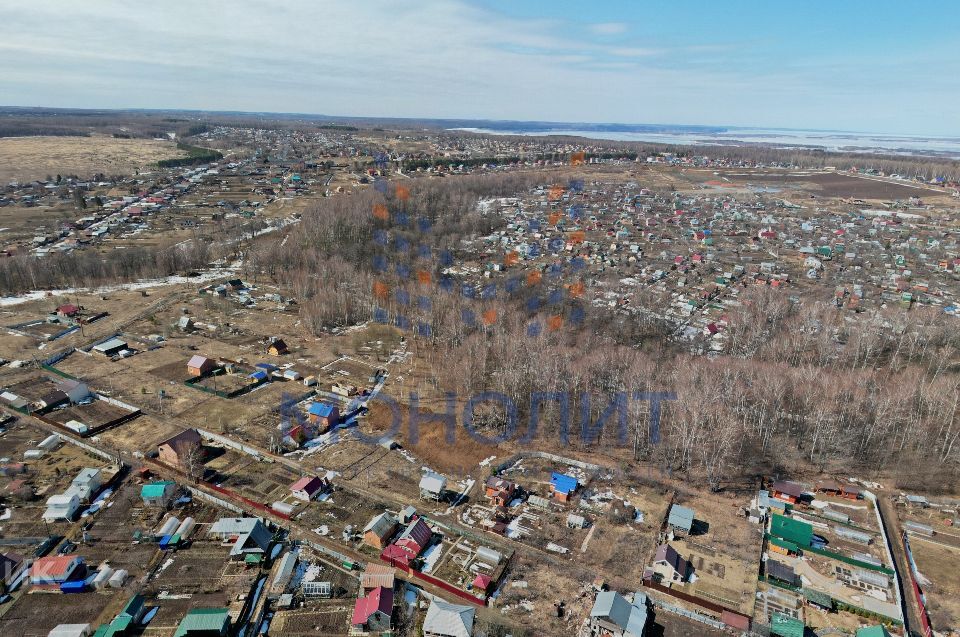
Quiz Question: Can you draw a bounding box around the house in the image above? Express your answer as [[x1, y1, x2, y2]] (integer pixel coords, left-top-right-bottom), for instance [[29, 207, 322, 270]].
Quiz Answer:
[[95, 594, 147, 636], [588, 590, 648, 637], [351, 586, 393, 633], [769, 514, 813, 548], [765, 560, 800, 587], [363, 513, 399, 549], [360, 564, 395, 592], [57, 379, 92, 404], [307, 402, 339, 431], [423, 599, 475, 637], [158, 428, 203, 469], [394, 515, 433, 557], [172, 608, 231, 637], [43, 493, 80, 522], [770, 480, 805, 504], [47, 624, 93, 637], [56, 304, 80, 317], [92, 337, 127, 357], [652, 544, 690, 583], [770, 613, 806, 637], [419, 472, 447, 500], [471, 573, 493, 594], [0, 551, 26, 592], [70, 468, 102, 502], [754, 490, 787, 516], [856, 626, 892, 637], [267, 338, 288, 356], [801, 588, 834, 612], [36, 390, 69, 411], [208, 517, 272, 559], [816, 480, 861, 500], [31, 555, 84, 585], [141, 481, 177, 507], [484, 477, 516, 507], [186, 355, 216, 377], [290, 476, 326, 501], [549, 472, 578, 502], [667, 504, 695, 537]]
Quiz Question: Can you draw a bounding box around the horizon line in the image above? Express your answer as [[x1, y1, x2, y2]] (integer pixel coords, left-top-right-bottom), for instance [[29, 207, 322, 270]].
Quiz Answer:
[[5, 104, 960, 140]]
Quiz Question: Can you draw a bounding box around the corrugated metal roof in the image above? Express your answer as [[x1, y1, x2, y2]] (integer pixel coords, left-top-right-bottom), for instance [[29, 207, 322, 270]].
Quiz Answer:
[[308, 402, 335, 417], [550, 472, 578, 494], [423, 599, 475, 637], [668, 504, 695, 531], [93, 338, 127, 352], [770, 613, 805, 637], [173, 608, 229, 637], [770, 514, 813, 547], [141, 481, 175, 498]]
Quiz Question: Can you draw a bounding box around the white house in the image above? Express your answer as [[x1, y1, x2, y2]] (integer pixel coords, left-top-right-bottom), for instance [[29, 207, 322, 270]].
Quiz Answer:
[[69, 468, 102, 502], [419, 472, 447, 500], [43, 493, 80, 522], [423, 598, 475, 637]]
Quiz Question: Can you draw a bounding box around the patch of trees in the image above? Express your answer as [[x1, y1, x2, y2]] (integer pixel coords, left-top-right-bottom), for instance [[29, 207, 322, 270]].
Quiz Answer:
[[0, 126, 89, 138], [317, 124, 359, 131], [157, 142, 224, 168], [183, 123, 213, 137], [0, 236, 215, 295]]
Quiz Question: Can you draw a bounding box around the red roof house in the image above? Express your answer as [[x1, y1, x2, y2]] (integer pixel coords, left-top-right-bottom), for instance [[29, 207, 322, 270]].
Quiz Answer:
[[770, 480, 804, 504], [31, 555, 84, 586], [394, 516, 432, 557], [472, 573, 492, 593], [351, 586, 393, 632], [290, 476, 325, 502]]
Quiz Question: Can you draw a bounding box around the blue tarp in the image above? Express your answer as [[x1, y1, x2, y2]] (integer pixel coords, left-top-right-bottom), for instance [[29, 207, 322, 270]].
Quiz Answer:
[[308, 402, 335, 417], [550, 472, 578, 495]]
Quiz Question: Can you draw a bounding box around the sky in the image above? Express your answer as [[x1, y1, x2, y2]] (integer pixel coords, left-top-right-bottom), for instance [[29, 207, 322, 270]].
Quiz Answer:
[[1, 1, 958, 136]]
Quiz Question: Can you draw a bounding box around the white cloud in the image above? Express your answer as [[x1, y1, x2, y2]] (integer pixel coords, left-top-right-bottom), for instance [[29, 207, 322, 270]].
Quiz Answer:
[[608, 47, 662, 58], [589, 22, 629, 36], [0, 1, 954, 134]]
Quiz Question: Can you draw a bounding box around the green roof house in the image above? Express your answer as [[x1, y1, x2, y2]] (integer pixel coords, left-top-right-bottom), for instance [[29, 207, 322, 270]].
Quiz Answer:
[[771, 613, 805, 637], [770, 514, 813, 548], [801, 588, 834, 611], [141, 481, 176, 507], [856, 627, 892, 637], [173, 608, 230, 637]]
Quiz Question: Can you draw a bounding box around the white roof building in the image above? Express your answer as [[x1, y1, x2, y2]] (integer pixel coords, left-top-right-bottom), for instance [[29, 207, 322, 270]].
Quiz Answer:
[[423, 598, 475, 637], [43, 493, 80, 522]]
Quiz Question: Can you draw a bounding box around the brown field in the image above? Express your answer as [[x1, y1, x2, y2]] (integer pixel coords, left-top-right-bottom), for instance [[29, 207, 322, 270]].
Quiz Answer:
[[0, 135, 188, 183], [907, 535, 960, 631]]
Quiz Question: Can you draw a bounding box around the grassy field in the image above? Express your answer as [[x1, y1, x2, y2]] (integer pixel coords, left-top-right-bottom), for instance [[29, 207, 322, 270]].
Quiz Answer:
[[0, 135, 188, 183]]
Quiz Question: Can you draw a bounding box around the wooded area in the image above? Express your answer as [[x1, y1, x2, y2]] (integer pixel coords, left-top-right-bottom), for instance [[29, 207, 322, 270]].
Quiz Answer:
[[235, 172, 960, 491]]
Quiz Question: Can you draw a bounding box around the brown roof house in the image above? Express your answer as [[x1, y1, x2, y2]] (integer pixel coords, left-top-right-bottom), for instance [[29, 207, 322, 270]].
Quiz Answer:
[[363, 512, 399, 550], [187, 355, 216, 377], [0, 551, 27, 593], [652, 544, 690, 584], [267, 338, 288, 356], [158, 429, 204, 475]]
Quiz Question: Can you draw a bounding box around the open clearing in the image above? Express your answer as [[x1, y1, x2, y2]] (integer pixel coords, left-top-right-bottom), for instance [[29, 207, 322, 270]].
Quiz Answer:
[[0, 135, 188, 183]]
